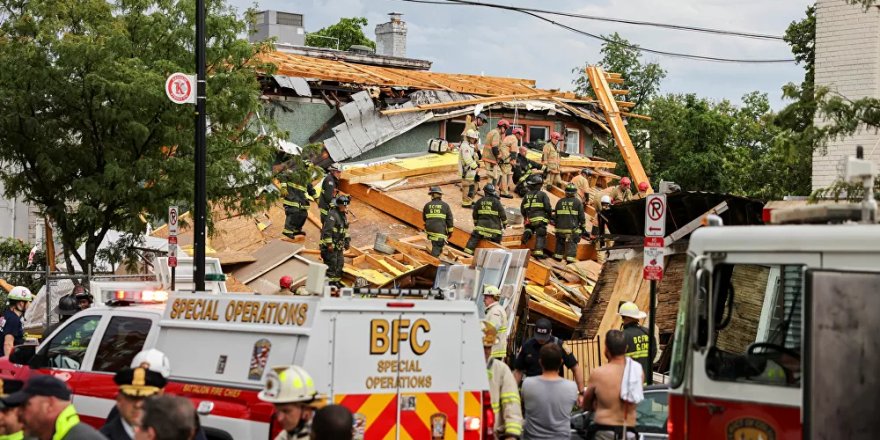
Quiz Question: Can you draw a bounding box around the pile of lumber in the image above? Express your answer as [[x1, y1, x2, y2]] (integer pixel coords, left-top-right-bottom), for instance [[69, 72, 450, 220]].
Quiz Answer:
[[522, 259, 602, 329]]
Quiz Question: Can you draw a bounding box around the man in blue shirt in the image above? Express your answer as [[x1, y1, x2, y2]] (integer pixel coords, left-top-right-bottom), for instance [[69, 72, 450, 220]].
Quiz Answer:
[[1, 286, 33, 357]]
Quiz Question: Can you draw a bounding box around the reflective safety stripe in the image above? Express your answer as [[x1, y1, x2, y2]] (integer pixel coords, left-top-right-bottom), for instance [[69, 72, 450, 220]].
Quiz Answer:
[[491, 350, 507, 358], [477, 209, 498, 215], [283, 200, 303, 208], [288, 183, 307, 192], [426, 232, 448, 241], [528, 216, 548, 223], [505, 422, 523, 435], [556, 209, 575, 215], [556, 229, 573, 234], [425, 213, 447, 219], [319, 208, 328, 215], [475, 226, 502, 235], [628, 349, 649, 358]]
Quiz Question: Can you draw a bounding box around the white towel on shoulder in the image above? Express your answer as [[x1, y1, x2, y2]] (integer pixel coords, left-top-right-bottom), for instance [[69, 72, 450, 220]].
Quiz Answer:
[[620, 357, 644, 404]]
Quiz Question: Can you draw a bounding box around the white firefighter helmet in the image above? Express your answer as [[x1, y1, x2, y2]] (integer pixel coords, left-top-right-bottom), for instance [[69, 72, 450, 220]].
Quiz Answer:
[[131, 349, 172, 378], [7, 286, 33, 302], [465, 129, 479, 140], [600, 195, 612, 205], [258, 365, 327, 407], [482, 285, 501, 298]]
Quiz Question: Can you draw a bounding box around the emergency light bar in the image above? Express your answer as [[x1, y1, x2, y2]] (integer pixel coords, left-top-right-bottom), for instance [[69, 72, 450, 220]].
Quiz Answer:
[[113, 290, 169, 303]]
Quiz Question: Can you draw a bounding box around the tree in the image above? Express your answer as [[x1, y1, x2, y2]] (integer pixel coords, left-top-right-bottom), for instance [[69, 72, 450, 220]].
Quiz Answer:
[[305, 17, 376, 51], [0, 0, 282, 275]]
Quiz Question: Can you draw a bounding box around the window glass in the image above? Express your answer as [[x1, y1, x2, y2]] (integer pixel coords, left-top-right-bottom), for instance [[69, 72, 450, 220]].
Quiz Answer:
[[528, 126, 547, 143], [446, 121, 466, 143], [668, 256, 693, 388], [43, 315, 101, 370], [93, 317, 152, 372], [565, 129, 580, 154], [705, 264, 803, 388], [636, 391, 668, 431]]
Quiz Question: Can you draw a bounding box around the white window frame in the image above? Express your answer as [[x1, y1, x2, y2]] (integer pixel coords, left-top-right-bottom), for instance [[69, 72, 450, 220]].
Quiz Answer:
[[565, 128, 580, 154]]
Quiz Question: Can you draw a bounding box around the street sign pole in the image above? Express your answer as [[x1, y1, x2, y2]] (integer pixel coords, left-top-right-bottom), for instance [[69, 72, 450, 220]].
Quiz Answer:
[[643, 193, 667, 386], [194, 0, 207, 292], [168, 206, 179, 291]]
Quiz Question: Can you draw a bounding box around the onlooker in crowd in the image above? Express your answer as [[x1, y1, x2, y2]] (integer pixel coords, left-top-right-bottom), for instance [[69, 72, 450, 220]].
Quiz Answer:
[[0, 378, 25, 440], [309, 405, 353, 440], [583, 330, 645, 440], [3, 375, 106, 440], [520, 344, 578, 439], [134, 396, 196, 440], [513, 318, 584, 402]]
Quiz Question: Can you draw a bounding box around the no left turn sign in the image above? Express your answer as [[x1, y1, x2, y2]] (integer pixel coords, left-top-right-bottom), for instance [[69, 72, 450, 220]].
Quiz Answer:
[[165, 73, 196, 105]]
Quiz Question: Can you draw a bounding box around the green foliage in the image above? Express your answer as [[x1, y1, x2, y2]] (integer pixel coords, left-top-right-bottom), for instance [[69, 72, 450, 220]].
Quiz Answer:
[[305, 17, 376, 51], [276, 142, 326, 185], [0, 0, 282, 274], [810, 179, 880, 202], [0, 239, 46, 299]]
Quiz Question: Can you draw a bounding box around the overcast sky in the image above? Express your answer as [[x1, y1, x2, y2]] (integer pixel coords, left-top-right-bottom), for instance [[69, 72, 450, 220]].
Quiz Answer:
[[231, 0, 814, 109]]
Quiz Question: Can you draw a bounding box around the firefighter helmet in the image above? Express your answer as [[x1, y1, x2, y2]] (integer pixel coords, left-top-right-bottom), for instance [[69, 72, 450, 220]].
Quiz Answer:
[[512, 127, 524, 136], [130, 349, 172, 378], [328, 164, 342, 173], [565, 183, 577, 194], [483, 285, 501, 298], [258, 365, 327, 406], [497, 119, 511, 128], [476, 113, 488, 123], [428, 186, 443, 196], [550, 131, 563, 141], [58, 295, 78, 317], [600, 195, 612, 205], [618, 301, 647, 319], [280, 276, 293, 289], [580, 168, 593, 176], [527, 174, 543, 187], [7, 286, 33, 302], [465, 129, 480, 140], [620, 177, 631, 187], [334, 195, 350, 206], [481, 321, 500, 348], [638, 181, 649, 191], [483, 184, 498, 197]]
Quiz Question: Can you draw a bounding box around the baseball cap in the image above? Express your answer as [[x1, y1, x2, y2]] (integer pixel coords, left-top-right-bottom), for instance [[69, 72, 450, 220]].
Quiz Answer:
[[2, 375, 71, 407], [0, 378, 24, 409], [534, 318, 552, 343]]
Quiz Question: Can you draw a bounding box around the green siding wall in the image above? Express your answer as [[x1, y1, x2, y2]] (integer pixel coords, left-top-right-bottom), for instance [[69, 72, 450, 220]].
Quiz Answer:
[[269, 100, 337, 148], [354, 122, 440, 161]]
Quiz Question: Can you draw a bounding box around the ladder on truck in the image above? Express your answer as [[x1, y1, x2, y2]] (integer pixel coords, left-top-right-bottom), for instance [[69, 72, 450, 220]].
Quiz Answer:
[[586, 66, 652, 193]]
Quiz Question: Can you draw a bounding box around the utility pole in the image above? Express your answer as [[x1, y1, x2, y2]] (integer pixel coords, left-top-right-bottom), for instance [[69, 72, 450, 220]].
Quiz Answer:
[[194, 0, 207, 292]]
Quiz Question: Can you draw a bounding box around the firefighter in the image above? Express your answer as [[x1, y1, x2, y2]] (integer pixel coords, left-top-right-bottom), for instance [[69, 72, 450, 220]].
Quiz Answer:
[[276, 276, 294, 296], [481, 321, 523, 440], [482, 120, 510, 186], [570, 168, 593, 205], [101, 363, 167, 440], [520, 174, 552, 259], [610, 177, 634, 204], [464, 184, 508, 255], [552, 184, 586, 263], [73, 285, 93, 311], [459, 130, 481, 207], [320, 195, 350, 288], [258, 366, 327, 440], [542, 131, 563, 190], [633, 181, 650, 200], [461, 113, 488, 139], [280, 170, 317, 239], [592, 195, 613, 264], [318, 165, 342, 226], [482, 286, 508, 360], [45, 294, 78, 336], [1, 286, 32, 357], [619, 301, 654, 383], [422, 187, 454, 258], [498, 127, 523, 199], [514, 163, 541, 198]]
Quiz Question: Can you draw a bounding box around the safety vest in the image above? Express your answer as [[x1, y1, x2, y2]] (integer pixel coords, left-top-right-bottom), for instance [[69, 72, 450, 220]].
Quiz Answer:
[[473, 196, 507, 237], [554, 196, 586, 234], [521, 190, 552, 225], [423, 199, 454, 241], [52, 405, 80, 440]]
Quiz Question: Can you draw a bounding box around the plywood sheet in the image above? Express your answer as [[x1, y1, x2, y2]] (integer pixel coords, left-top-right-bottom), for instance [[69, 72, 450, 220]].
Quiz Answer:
[[231, 240, 303, 284]]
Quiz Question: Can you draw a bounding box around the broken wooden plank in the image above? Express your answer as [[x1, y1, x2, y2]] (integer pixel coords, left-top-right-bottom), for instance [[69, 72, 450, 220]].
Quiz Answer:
[[380, 91, 560, 116], [525, 260, 552, 285], [611, 89, 630, 95], [621, 112, 652, 121], [551, 97, 612, 134]]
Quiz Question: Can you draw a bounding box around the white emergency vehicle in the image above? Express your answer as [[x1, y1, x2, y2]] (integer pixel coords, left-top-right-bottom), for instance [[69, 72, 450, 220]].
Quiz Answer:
[[0, 284, 493, 440]]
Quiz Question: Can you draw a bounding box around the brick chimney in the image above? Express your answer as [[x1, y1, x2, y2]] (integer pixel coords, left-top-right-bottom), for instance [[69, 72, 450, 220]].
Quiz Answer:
[[375, 13, 407, 57]]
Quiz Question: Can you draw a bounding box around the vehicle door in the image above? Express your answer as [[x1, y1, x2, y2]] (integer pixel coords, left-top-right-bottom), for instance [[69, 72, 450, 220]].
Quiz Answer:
[[681, 252, 820, 440], [71, 312, 158, 428], [28, 313, 104, 394]]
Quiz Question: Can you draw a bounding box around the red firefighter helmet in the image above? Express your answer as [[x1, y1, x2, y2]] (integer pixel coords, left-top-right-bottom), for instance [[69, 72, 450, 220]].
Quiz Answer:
[[279, 276, 293, 289], [550, 131, 563, 141], [512, 127, 524, 136], [620, 177, 632, 187], [638, 181, 649, 191], [497, 119, 511, 128]]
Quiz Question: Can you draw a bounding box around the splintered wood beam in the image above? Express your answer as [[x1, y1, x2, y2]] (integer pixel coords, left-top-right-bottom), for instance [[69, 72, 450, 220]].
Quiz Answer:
[[605, 77, 625, 84], [621, 112, 652, 121], [611, 89, 630, 95], [380, 91, 560, 116], [616, 101, 636, 108], [551, 98, 611, 134], [605, 72, 623, 78]]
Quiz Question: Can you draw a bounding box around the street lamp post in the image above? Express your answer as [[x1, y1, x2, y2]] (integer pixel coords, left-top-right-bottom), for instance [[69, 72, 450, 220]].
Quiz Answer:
[[194, 0, 207, 292]]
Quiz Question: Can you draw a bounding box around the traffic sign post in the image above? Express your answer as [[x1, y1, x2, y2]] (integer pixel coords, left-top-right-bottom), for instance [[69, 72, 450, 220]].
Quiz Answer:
[[168, 206, 179, 290], [643, 193, 667, 385]]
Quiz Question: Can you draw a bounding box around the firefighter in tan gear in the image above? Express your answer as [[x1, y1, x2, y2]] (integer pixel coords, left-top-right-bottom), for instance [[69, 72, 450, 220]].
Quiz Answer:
[[482, 321, 523, 440], [542, 131, 564, 190], [570, 168, 593, 205], [498, 127, 523, 199], [633, 181, 650, 200], [483, 119, 510, 186], [482, 285, 508, 359], [461, 113, 488, 138], [459, 130, 481, 207], [610, 177, 634, 203], [258, 365, 327, 440]]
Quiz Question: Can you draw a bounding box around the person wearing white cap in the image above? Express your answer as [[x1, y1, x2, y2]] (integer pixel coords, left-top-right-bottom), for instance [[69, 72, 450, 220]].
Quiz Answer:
[[618, 302, 654, 382]]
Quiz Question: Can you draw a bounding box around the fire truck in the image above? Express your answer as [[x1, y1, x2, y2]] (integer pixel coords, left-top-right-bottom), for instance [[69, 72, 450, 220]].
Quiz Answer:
[[0, 278, 494, 439], [667, 151, 880, 439]]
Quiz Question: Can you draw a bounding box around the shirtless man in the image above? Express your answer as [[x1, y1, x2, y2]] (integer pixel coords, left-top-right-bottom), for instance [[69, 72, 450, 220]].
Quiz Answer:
[[583, 330, 644, 440]]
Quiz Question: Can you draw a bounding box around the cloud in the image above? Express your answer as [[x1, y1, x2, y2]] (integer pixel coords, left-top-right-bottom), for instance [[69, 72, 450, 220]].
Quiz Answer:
[[234, 0, 813, 108]]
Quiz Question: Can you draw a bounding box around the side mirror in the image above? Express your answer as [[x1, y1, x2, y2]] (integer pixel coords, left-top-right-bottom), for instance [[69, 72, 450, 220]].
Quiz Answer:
[[8, 344, 36, 365], [691, 266, 711, 350]]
